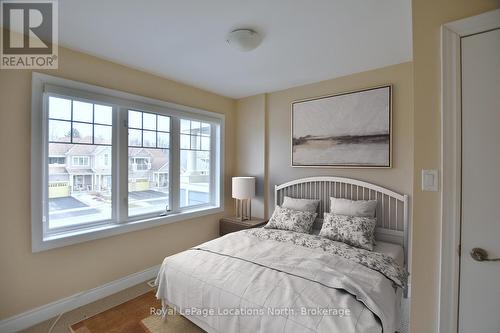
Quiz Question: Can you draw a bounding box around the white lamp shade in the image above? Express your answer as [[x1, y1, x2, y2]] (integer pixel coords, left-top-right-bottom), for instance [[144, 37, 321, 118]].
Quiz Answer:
[[232, 177, 255, 199]]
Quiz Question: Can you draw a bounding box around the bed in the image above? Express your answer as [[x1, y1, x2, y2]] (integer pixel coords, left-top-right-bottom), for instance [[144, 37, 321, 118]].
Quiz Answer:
[[156, 177, 409, 333]]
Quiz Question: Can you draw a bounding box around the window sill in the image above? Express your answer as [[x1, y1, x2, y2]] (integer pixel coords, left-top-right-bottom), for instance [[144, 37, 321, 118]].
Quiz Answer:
[[33, 205, 223, 253]]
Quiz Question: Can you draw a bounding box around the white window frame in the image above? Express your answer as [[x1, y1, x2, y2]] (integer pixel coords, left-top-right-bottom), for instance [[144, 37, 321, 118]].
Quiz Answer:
[[31, 72, 224, 252]]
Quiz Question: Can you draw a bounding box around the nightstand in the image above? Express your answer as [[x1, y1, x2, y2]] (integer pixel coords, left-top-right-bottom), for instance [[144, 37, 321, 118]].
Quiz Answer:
[[219, 217, 267, 236]]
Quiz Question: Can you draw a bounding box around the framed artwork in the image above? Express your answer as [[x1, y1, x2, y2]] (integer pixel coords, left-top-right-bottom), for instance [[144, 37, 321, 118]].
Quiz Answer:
[[291, 85, 392, 168]]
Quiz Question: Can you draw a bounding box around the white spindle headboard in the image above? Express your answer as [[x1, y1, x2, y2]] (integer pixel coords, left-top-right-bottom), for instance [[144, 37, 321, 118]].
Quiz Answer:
[[274, 176, 410, 268]]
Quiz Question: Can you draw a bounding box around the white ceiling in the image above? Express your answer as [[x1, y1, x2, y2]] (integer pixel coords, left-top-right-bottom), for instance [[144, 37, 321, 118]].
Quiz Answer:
[[57, 0, 412, 98]]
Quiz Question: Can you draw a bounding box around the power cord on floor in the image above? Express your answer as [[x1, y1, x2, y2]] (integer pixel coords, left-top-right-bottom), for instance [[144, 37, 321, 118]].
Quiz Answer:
[[46, 290, 86, 333], [47, 312, 64, 333]]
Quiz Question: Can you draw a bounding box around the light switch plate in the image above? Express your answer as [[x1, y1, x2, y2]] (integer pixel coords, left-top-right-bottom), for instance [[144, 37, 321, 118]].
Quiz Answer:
[[422, 169, 438, 191]]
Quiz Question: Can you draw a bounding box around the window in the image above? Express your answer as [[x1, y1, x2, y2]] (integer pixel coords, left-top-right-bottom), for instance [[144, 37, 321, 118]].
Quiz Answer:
[[32, 73, 223, 251], [128, 110, 170, 217], [180, 119, 211, 207], [47, 96, 113, 230], [130, 157, 150, 171], [48, 157, 65, 165], [72, 156, 90, 167]]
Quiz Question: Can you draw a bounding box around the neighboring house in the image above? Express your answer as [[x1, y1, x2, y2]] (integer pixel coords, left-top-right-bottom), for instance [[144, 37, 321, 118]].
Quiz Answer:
[[47, 143, 72, 198], [128, 148, 169, 192], [48, 141, 209, 205], [48, 144, 169, 198], [66, 145, 111, 193], [48, 144, 112, 198]]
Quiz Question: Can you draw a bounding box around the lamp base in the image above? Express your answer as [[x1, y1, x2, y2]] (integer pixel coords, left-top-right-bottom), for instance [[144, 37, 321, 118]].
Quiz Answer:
[[234, 198, 252, 221]]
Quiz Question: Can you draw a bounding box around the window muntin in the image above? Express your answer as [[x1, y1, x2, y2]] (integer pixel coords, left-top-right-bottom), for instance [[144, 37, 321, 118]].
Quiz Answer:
[[128, 110, 170, 217], [128, 110, 170, 149], [48, 96, 113, 146], [180, 119, 211, 208]]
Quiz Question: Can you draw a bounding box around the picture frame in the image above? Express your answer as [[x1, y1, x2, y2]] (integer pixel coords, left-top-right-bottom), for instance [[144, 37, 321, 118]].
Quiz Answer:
[[291, 85, 392, 168]]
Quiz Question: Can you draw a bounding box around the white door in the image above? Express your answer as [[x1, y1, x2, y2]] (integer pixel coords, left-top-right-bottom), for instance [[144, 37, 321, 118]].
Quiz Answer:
[[459, 28, 500, 333]]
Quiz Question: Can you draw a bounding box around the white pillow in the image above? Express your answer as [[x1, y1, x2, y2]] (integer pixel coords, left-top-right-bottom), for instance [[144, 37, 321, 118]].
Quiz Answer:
[[330, 197, 377, 218], [282, 196, 319, 213]]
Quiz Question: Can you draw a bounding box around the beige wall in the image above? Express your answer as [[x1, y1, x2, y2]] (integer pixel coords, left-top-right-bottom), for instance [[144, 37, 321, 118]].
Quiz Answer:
[[0, 45, 235, 319], [410, 1, 500, 333], [235, 95, 267, 218], [235, 62, 414, 220]]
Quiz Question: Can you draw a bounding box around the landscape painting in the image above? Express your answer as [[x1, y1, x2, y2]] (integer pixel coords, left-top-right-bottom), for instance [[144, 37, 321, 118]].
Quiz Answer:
[[292, 85, 391, 167]]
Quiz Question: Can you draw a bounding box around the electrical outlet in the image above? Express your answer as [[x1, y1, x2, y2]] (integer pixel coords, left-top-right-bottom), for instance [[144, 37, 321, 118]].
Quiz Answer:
[[146, 279, 157, 288]]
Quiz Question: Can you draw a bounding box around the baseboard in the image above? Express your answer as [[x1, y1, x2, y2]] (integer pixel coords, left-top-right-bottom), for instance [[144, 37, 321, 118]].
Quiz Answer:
[[0, 264, 160, 333]]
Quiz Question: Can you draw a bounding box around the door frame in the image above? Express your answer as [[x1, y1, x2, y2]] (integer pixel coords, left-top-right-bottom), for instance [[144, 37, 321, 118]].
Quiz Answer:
[[440, 9, 500, 333]]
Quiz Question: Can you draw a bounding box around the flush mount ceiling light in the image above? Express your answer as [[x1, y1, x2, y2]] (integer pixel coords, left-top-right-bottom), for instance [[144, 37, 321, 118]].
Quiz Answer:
[[226, 29, 262, 52]]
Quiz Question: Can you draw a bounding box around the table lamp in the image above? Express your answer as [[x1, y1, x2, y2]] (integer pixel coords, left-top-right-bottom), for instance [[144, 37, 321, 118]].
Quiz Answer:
[[232, 177, 255, 221]]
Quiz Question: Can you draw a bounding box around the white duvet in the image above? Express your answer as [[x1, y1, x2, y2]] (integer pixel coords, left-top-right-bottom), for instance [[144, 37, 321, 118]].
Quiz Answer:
[[156, 229, 406, 333]]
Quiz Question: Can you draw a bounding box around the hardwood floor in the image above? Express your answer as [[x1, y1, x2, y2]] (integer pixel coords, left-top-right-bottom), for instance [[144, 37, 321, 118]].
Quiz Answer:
[[19, 282, 153, 333], [70, 291, 160, 333]]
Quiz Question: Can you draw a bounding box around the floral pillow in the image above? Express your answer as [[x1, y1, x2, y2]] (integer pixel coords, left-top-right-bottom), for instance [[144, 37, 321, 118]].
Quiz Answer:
[[319, 213, 377, 251], [264, 206, 317, 233]]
